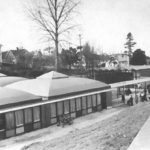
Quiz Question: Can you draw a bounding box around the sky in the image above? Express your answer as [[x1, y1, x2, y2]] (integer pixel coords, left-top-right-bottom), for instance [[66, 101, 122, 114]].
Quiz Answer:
[[0, 0, 150, 55]]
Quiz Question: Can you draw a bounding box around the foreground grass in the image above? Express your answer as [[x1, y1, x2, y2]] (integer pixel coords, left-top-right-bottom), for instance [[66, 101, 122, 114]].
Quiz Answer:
[[24, 102, 150, 150]]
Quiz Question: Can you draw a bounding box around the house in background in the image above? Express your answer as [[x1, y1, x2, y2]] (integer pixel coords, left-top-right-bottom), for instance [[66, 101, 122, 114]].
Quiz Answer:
[[103, 53, 129, 70], [2, 48, 29, 65], [146, 56, 150, 65], [2, 51, 17, 64], [113, 53, 129, 68]]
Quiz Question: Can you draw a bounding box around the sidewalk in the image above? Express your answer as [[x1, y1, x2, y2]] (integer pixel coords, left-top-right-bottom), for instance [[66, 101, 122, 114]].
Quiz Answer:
[[128, 116, 150, 150], [0, 107, 126, 150]]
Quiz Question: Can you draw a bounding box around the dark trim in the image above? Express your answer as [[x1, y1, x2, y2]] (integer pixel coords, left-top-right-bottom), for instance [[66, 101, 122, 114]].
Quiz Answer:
[[0, 98, 42, 109]]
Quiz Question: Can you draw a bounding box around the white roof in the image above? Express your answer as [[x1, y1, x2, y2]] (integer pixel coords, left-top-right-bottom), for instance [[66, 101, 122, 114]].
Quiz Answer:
[[7, 71, 110, 98], [0, 76, 27, 87], [37, 71, 68, 79], [0, 73, 6, 77], [6, 78, 52, 97]]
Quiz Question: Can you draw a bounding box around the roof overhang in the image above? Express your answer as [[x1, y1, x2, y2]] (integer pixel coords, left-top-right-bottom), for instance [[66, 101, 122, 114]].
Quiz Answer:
[[110, 77, 150, 88]]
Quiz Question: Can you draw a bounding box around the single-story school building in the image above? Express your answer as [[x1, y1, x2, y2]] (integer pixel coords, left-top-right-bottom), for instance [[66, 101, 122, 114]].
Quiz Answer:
[[0, 71, 112, 140]]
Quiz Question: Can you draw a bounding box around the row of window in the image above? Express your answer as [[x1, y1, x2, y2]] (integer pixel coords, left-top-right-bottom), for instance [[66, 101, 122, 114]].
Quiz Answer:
[[0, 93, 103, 139]]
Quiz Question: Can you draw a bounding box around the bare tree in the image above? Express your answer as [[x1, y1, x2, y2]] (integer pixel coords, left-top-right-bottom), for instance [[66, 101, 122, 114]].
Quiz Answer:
[[25, 0, 80, 71]]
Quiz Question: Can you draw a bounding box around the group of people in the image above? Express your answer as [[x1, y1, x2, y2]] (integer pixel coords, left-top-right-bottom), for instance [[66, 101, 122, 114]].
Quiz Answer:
[[121, 88, 148, 106]]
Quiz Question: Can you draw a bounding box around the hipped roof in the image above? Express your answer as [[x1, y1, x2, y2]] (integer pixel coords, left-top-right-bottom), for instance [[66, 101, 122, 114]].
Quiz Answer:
[[37, 71, 69, 79], [0, 76, 27, 87], [7, 71, 110, 98], [0, 73, 6, 77], [0, 87, 41, 109]]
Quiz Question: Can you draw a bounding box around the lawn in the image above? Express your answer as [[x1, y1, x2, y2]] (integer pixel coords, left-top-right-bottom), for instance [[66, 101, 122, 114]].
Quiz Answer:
[[23, 102, 150, 150]]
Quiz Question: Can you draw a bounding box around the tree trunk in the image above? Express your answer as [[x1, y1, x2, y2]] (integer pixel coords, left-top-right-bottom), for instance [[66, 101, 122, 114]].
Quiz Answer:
[[55, 0, 59, 71], [55, 37, 59, 71]]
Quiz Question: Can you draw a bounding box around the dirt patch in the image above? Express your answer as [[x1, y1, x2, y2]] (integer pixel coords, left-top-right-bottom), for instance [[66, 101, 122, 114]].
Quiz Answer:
[[23, 102, 150, 150]]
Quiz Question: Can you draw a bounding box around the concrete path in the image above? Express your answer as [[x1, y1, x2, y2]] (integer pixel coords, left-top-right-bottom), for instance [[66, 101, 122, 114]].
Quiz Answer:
[[128, 116, 150, 150]]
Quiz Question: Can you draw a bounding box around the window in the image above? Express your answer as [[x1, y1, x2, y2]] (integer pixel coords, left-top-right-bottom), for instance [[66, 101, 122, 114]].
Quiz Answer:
[[82, 97, 87, 109], [70, 99, 75, 112], [15, 110, 23, 127], [57, 102, 63, 115], [92, 95, 97, 107], [33, 107, 40, 122], [87, 95, 92, 108], [64, 100, 70, 114], [24, 108, 32, 124], [0, 114, 5, 139], [50, 103, 56, 118], [5, 112, 15, 130], [0, 114, 5, 130], [97, 94, 101, 105], [76, 98, 81, 111]]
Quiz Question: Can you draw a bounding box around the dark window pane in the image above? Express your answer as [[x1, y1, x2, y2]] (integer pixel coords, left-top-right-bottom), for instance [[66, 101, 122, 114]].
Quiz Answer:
[[50, 103, 56, 117], [70, 99, 75, 112], [0, 114, 5, 130], [5, 112, 15, 130], [92, 95, 97, 106], [87, 96, 92, 107], [33, 107, 40, 122], [97, 94, 101, 105], [15, 110, 23, 126], [57, 102, 63, 115], [64, 100, 70, 114], [76, 98, 81, 111], [82, 97, 87, 109], [24, 108, 32, 124]]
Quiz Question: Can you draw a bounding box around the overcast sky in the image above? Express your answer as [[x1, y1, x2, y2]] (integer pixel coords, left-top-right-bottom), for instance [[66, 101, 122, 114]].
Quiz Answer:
[[0, 0, 150, 55]]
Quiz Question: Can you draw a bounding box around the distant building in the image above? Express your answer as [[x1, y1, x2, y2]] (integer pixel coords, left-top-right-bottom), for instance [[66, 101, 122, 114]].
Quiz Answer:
[[103, 53, 129, 70], [105, 56, 119, 70], [2, 50, 17, 64], [2, 48, 29, 65], [113, 53, 129, 68], [146, 56, 150, 65]]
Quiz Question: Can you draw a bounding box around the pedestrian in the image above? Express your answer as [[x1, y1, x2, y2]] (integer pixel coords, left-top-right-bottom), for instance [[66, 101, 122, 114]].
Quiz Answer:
[[122, 94, 125, 103], [127, 95, 133, 106], [135, 94, 138, 104], [130, 95, 133, 106]]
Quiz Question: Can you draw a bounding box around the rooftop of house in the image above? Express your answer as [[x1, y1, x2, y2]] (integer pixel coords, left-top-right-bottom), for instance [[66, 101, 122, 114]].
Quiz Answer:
[[2, 49, 29, 58]]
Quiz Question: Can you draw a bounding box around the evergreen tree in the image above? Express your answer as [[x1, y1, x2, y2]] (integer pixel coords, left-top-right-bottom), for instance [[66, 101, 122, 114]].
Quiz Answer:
[[124, 32, 136, 58]]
